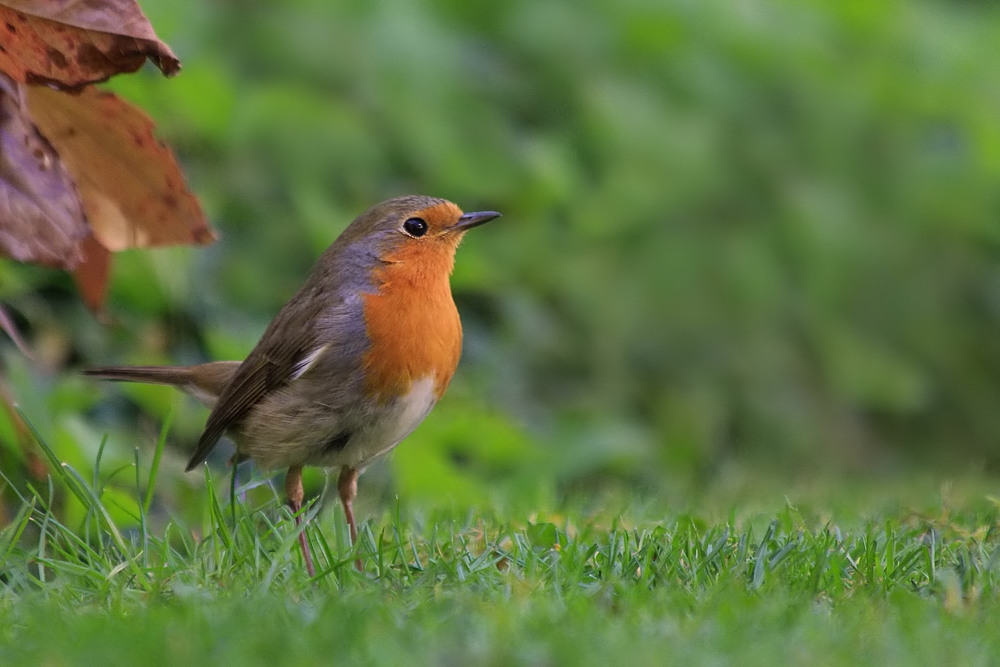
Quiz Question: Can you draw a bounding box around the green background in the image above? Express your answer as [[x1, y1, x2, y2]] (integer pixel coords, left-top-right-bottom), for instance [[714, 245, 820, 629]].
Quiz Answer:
[[2, 0, 999, 524]]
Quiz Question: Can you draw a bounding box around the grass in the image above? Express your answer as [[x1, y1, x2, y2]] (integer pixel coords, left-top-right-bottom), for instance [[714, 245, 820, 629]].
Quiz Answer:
[[1, 426, 999, 664]]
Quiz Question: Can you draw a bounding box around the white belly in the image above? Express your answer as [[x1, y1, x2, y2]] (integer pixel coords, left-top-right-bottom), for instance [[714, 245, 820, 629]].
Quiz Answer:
[[236, 373, 441, 472], [337, 374, 439, 468]]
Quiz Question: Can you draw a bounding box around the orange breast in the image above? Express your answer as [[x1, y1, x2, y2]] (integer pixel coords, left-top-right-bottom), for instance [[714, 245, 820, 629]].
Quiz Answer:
[[361, 241, 463, 403]]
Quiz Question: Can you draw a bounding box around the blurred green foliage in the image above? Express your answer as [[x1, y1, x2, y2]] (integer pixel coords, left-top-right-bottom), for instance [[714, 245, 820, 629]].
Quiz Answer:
[[1, 0, 999, 520]]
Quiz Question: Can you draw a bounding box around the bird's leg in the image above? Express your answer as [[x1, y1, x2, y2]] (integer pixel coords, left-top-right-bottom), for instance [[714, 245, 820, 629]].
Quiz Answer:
[[285, 465, 316, 577], [337, 466, 362, 571]]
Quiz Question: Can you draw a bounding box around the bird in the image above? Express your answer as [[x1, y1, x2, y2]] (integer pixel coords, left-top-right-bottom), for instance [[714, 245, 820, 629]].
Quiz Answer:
[[85, 195, 500, 576]]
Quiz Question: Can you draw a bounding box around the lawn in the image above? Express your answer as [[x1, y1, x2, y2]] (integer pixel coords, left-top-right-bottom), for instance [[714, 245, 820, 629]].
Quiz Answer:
[[2, 0, 1000, 664], [1, 429, 997, 665]]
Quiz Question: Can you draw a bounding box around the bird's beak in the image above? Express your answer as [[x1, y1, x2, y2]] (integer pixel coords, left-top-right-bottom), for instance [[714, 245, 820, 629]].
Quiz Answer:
[[451, 210, 501, 232]]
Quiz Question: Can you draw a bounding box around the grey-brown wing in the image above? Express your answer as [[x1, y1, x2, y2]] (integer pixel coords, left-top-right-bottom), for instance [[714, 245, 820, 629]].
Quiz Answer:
[[185, 296, 325, 471]]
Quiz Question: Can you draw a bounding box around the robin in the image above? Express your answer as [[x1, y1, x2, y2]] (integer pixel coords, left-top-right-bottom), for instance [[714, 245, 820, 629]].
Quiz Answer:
[[85, 195, 501, 576]]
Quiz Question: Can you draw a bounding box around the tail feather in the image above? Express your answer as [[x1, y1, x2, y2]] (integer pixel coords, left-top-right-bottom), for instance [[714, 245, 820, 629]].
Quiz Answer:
[[83, 366, 199, 386], [83, 361, 241, 409]]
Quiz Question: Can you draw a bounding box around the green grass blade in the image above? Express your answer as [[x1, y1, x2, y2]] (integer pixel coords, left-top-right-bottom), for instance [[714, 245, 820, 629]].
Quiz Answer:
[[143, 404, 173, 516]]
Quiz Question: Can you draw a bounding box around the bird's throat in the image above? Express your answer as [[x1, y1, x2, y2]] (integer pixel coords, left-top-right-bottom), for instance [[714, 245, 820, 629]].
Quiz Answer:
[[360, 244, 462, 403]]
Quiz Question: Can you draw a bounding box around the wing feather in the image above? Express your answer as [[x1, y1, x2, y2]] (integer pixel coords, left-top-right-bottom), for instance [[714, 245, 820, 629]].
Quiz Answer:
[[185, 293, 329, 471]]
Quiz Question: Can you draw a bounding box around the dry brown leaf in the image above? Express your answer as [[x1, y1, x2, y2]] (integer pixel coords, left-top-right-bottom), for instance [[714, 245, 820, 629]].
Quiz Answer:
[[71, 232, 111, 311], [4, 0, 171, 37], [27, 84, 216, 251], [0, 0, 179, 90], [0, 73, 87, 268]]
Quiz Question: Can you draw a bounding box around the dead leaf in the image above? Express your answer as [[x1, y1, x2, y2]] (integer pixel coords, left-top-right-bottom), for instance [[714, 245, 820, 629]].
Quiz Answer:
[[72, 233, 110, 312], [27, 84, 216, 251], [0, 0, 179, 90], [0, 72, 87, 268]]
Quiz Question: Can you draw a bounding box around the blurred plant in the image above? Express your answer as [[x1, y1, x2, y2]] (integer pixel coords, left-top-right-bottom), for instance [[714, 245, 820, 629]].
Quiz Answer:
[[0, 0, 214, 307], [0, 0, 215, 519], [2, 0, 999, 530]]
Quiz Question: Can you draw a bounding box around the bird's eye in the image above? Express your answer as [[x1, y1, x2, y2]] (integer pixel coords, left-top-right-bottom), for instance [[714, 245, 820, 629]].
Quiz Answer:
[[402, 217, 428, 237]]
